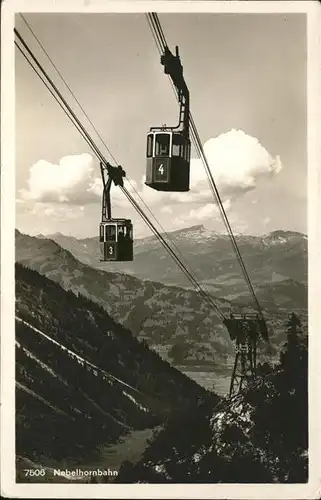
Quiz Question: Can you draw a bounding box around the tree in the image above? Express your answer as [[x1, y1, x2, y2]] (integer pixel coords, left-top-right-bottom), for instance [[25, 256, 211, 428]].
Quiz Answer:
[[280, 313, 307, 373], [168, 342, 188, 364], [249, 312, 308, 481]]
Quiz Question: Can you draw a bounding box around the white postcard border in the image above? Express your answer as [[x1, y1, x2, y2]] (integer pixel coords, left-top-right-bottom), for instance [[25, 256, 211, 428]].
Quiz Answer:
[[1, 1, 320, 498]]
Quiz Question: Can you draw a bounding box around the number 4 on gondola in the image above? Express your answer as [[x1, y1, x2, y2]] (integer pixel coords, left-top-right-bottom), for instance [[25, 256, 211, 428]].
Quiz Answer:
[[154, 159, 169, 182]]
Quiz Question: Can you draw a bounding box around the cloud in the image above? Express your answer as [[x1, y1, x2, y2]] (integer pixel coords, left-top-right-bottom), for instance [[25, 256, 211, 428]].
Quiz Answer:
[[175, 129, 281, 204], [19, 153, 101, 205], [161, 205, 173, 214], [202, 129, 282, 197], [189, 199, 231, 221], [17, 130, 282, 236], [136, 129, 282, 209], [23, 202, 86, 220], [18, 153, 139, 214], [172, 199, 231, 228], [17, 153, 137, 216], [19, 130, 281, 210]]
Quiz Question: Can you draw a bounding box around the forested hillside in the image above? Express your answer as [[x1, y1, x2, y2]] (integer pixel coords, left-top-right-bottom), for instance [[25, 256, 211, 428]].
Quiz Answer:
[[15, 263, 214, 481], [115, 314, 308, 483]]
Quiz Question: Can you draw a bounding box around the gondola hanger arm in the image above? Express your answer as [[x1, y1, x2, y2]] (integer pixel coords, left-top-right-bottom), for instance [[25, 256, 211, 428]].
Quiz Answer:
[[100, 161, 126, 188]]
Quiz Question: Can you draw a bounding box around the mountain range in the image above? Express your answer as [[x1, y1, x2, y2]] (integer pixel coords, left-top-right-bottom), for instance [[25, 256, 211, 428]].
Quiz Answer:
[[16, 227, 308, 368], [39, 225, 308, 310]]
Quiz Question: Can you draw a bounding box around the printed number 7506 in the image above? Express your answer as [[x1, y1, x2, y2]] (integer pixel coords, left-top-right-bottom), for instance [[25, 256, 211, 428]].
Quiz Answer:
[[24, 469, 46, 477]]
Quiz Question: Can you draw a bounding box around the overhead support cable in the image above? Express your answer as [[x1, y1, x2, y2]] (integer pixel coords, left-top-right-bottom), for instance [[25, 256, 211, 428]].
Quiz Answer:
[[15, 29, 107, 165], [15, 28, 226, 321], [146, 12, 265, 319], [18, 14, 208, 297], [15, 41, 102, 160], [19, 14, 119, 166], [121, 185, 226, 320]]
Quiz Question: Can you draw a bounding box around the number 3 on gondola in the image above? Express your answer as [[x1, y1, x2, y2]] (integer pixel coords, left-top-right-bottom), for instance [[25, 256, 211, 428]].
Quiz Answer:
[[104, 241, 116, 260]]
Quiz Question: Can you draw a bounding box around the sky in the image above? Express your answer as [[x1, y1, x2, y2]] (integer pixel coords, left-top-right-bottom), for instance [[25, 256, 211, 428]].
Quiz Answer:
[[15, 12, 307, 238]]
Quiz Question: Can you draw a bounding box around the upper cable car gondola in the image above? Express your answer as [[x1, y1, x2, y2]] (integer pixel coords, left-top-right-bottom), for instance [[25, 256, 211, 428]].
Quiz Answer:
[[145, 45, 191, 192], [99, 162, 133, 262]]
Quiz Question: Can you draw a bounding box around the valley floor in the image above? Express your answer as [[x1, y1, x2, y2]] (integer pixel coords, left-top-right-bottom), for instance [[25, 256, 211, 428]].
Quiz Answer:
[[99, 426, 162, 479]]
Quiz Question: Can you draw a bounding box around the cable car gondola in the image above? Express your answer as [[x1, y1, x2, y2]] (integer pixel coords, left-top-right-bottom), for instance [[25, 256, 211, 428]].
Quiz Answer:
[[145, 45, 191, 192], [99, 219, 133, 261], [99, 162, 133, 262]]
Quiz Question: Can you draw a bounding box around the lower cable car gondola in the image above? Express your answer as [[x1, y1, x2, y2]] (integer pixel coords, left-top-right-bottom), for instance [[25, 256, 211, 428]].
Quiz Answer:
[[99, 219, 133, 261], [145, 45, 191, 192], [99, 162, 133, 262]]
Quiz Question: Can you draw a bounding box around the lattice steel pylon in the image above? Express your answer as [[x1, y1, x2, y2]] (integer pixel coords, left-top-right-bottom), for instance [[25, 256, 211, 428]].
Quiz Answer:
[[224, 313, 269, 397]]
